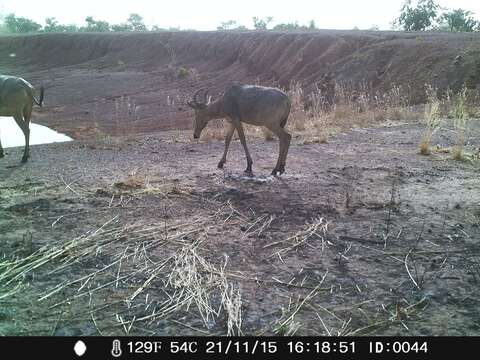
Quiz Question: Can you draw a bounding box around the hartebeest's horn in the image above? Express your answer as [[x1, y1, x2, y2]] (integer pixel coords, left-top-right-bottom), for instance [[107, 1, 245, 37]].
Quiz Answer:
[[193, 88, 207, 107], [203, 90, 210, 104]]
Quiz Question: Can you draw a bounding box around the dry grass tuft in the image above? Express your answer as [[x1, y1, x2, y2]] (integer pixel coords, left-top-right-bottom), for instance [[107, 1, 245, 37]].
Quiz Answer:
[[418, 138, 431, 155], [451, 141, 465, 161], [109, 175, 193, 198], [85, 96, 139, 149], [114, 174, 146, 191], [418, 85, 441, 155], [114, 96, 138, 141], [300, 134, 328, 145], [451, 86, 470, 161], [285, 81, 417, 144]]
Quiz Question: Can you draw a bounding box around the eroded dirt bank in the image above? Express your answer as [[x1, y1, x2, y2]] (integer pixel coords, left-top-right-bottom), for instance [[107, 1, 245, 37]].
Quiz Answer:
[[0, 31, 479, 138]]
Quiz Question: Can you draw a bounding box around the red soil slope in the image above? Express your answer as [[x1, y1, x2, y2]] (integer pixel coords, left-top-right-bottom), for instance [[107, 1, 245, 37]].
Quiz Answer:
[[0, 31, 479, 138]]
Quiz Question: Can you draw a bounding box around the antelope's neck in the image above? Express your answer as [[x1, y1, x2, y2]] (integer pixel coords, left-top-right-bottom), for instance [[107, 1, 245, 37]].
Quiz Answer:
[[207, 99, 226, 119]]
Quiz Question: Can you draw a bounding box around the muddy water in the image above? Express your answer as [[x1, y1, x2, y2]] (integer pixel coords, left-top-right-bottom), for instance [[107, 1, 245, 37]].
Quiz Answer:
[[0, 117, 72, 148]]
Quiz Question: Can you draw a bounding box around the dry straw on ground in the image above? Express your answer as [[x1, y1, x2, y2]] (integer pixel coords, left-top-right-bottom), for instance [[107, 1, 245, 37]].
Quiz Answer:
[[1, 194, 246, 335]]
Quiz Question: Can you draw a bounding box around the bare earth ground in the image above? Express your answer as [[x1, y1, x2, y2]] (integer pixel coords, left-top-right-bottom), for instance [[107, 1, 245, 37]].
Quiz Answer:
[[0, 120, 479, 336]]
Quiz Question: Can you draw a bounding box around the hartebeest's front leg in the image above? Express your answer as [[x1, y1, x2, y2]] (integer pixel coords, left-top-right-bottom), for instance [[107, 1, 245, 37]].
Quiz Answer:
[[233, 119, 253, 174], [218, 121, 235, 169], [0, 138, 4, 158]]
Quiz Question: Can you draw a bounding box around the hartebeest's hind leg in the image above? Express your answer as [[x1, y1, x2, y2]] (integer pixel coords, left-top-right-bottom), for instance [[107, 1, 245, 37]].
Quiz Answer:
[[265, 123, 291, 175], [218, 122, 235, 169], [0, 137, 4, 158], [13, 112, 30, 163], [233, 119, 253, 174]]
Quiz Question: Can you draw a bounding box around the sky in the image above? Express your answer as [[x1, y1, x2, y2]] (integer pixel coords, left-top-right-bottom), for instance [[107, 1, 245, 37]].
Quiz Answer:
[[1, 0, 480, 31]]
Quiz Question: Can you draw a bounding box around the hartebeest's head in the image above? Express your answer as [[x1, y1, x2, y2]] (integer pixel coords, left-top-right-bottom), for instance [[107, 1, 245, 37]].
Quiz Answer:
[[187, 88, 211, 139]]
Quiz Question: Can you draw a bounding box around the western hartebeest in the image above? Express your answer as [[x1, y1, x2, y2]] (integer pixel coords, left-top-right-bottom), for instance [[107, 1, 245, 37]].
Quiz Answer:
[[0, 75, 44, 163], [188, 83, 292, 175]]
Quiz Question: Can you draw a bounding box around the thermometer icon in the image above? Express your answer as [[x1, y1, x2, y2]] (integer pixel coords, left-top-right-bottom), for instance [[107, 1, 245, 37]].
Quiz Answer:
[[111, 339, 122, 358]]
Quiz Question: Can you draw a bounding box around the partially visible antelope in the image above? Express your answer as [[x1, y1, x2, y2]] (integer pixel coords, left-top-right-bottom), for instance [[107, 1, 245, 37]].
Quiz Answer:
[[0, 75, 44, 163], [187, 83, 292, 175]]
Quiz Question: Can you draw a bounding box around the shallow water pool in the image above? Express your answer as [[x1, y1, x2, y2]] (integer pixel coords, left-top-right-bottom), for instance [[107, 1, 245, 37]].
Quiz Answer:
[[0, 117, 72, 148]]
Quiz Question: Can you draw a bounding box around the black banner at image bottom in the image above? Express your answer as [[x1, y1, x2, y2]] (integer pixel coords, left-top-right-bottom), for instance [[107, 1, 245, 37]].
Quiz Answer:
[[0, 336, 477, 359]]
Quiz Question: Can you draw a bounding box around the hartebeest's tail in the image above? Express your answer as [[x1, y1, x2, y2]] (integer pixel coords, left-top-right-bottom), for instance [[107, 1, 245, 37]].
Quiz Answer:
[[280, 98, 291, 128], [32, 86, 44, 107], [20, 77, 44, 107]]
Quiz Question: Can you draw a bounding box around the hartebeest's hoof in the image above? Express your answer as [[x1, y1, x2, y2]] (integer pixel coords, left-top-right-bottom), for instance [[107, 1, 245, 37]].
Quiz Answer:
[[0, 152, 4, 159], [244, 169, 253, 176], [21, 156, 29, 163], [217, 161, 225, 169], [271, 165, 285, 176]]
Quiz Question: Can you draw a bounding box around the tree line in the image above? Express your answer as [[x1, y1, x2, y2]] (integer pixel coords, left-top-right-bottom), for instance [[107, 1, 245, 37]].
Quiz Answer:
[[0, 13, 166, 33], [0, 1, 479, 34], [395, 0, 479, 31], [0, 13, 321, 33]]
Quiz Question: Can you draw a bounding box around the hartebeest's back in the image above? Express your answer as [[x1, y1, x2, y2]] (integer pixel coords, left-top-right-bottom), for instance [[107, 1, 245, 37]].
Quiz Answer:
[[222, 84, 291, 128]]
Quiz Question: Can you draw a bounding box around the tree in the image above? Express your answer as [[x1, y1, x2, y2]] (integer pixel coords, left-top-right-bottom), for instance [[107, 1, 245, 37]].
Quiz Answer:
[[217, 20, 236, 31], [83, 16, 110, 32], [44, 17, 60, 32], [4, 13, 42, 33], [45, 18, 79, 32], [252, 16, 273, 30], [127, 13, 147, 31], [111, 23, 133, 32], [396, 0, 440, 31], [273, 20, 318, 31], [273, 22, 301, 31], [0, 12, 7, 33], [308, 20, 317, 31], [217, 20, 247, 31], [150, 25, 165, 31], [61, 24, 80, 32], [440, 9, 478, 32]]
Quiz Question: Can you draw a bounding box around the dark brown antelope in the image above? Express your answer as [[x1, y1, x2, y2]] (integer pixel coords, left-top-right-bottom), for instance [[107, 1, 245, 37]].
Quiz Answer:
[[0, 75, 44, 163], [188, 83, 292, 175]]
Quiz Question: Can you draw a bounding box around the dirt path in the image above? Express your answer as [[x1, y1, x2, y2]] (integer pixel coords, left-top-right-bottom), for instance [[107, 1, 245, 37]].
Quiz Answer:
[[0, 121, 479, 336]]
